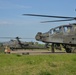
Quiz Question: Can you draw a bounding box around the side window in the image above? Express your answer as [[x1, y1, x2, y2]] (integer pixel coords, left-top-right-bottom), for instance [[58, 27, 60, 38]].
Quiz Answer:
[[74, 27, 76, 31], [51, 30, 54, 34], [55, 28, 60, 33], [63, 26, 72, 32], [54, 27, 62, 33], [64, 27, 68, 32]]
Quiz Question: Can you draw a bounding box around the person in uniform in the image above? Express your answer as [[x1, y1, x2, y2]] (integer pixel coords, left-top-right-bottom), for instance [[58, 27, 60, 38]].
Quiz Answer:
[[4, 46, 11, 54]]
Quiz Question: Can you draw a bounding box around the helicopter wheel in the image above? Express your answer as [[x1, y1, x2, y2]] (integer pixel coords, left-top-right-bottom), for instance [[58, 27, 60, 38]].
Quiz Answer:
[[10, 47, 14, 51], [65, 48, 71, 53]]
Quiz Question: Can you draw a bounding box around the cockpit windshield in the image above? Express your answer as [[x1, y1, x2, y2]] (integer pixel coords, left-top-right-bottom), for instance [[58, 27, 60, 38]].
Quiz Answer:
[[49, 27, 62, 34], [49, 25, 72, 35]]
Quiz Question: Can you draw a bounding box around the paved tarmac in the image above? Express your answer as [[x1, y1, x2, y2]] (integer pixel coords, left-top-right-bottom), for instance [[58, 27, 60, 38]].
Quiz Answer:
[[11, 49, 66, 55]]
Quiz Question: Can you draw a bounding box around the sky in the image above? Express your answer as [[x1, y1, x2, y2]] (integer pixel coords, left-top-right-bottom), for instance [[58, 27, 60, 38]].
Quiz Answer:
[[0, 0, 76, 42]]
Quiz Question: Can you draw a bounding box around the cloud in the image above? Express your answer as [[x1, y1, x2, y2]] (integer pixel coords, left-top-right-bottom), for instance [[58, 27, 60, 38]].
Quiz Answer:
[[0, 1, 32, 9], [15, 4, 32, 9], [0, 20, 39, 26], [0, 21, 12, 25]]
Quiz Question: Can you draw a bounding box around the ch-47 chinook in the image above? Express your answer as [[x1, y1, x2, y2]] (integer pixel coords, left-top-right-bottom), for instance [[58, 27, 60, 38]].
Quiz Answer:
[[23, 14, 76, 53]]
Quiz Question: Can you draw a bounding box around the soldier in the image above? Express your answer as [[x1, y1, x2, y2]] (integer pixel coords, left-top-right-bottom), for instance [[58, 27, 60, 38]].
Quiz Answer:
[[4, 46, 11, 54]]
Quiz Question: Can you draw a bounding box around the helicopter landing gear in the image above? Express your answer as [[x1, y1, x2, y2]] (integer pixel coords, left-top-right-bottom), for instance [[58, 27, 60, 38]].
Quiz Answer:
[[65, 48, 72, 53], [64, 45, 76, 53], [65, 47, 76, 53], [63, 45, 71, 53], [51, 43, 55, 53]]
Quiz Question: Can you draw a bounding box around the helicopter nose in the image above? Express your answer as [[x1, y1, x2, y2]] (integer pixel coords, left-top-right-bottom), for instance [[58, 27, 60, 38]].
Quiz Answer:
[[35, 32, 49, 42], [35, 32, 42, 41]]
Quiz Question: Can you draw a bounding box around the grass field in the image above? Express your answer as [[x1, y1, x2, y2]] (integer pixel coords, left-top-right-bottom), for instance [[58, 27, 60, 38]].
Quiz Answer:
[[0, 53, 76, 75]]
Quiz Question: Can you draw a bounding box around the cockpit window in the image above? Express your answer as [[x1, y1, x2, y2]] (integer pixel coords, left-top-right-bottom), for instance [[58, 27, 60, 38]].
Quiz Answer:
[[49, 25, 72, 35], [63, 26, 72, 32], [54, 27, 61, 33], [49, 27, 62, 34], [49, 29, 54, 34]]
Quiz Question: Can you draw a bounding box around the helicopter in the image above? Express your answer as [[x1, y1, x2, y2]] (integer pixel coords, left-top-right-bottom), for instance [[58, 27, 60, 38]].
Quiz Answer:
[[1, 37, 46, 50], [23, 14, 76, 53]]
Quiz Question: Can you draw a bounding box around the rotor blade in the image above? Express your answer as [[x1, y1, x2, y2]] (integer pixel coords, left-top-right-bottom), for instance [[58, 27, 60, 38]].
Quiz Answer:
[[20, 38, 35, 39], [0, 37, 35, 39], [41, 19, 74, 23], [0, 37, 14, 39], [15, 37, 35, 39], [23, 14, 74, 19]]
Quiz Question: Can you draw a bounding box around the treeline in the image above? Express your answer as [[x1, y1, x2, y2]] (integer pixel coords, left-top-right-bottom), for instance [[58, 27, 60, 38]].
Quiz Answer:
[[25, 42, 45, 46], [0, 43, 5, 53]]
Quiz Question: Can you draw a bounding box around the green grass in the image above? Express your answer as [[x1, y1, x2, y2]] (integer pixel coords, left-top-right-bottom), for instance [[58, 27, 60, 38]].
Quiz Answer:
[[0, 47, 5, 53], [0, 54, 76, 75]]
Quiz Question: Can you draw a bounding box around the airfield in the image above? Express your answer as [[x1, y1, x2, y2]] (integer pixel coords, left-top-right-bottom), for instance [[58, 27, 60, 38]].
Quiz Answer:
[[11, 49, 67, 55]]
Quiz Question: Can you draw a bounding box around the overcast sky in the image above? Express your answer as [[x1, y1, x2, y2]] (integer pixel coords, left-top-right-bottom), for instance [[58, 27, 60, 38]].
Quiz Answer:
[[0, 0, 76, 42]]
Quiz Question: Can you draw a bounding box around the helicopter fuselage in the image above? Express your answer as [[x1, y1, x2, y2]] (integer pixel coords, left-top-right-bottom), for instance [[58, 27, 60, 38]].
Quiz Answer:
[[35, 23, 76, 53]]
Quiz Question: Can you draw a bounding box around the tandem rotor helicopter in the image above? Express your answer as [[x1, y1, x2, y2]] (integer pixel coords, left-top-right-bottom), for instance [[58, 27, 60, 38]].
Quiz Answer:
[[23, 14, 76, 53]]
